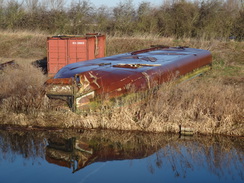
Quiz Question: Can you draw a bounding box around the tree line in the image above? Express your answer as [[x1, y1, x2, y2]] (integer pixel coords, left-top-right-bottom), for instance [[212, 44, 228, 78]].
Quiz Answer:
[[0, 0, 243, 40]]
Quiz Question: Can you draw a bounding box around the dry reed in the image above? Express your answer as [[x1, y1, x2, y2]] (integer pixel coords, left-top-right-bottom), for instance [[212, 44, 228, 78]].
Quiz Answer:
[[0, 63, 47, 114], [80, 77, 243, 136], [0, 31, 243, 136]]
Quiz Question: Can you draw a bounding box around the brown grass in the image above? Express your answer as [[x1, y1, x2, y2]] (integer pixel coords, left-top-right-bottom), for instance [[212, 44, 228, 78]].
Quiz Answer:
[[0, 31, 243, 136], [0, 63, 47, 114], [79, 77, 243, 136], [0, 30, 47, 60]]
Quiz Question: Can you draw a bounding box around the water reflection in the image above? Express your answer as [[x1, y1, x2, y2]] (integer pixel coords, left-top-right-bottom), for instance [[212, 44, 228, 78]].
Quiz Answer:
[[46, 131, 162, 173], [0, 130, 46, 162], [0, 129, 243, 182]]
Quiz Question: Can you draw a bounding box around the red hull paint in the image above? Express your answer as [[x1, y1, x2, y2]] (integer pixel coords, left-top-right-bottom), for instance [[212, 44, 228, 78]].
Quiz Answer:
[[45, 46, 212, 111]]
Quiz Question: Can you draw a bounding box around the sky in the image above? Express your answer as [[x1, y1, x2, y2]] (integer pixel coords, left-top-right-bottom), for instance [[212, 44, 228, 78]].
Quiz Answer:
[[66, 0, 164, 8]]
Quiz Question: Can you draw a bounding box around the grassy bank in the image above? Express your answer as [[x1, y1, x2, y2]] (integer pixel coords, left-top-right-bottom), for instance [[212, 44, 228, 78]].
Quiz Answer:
[[0, 31, 243, 136]]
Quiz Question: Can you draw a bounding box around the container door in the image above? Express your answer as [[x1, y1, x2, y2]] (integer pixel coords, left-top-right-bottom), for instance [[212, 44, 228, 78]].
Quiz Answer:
[[48, 39, 67, 76], [97, 35, 106, 58], [68, 39, 88, 64], [87, 37, 96, 60]]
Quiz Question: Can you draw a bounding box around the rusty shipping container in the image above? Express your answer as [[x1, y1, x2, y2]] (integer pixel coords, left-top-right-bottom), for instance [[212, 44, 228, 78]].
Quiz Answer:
[[47, 33, 106, 77], [45, 46, 212, 111]]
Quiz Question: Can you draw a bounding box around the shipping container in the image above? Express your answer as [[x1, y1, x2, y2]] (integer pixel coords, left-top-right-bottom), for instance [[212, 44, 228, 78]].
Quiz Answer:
[[47, 33, 106, 77]]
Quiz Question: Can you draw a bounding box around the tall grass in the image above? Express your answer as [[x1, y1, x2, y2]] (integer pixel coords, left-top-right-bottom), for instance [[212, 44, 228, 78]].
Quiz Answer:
[[0, 30, 47, 59], [0, 31, 243, 136], [81, 77, 243, 136], [0, 63, 47, 114]]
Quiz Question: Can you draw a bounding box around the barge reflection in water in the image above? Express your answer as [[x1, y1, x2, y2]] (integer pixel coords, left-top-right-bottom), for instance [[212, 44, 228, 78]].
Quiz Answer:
[[0, 129, 243, 183]]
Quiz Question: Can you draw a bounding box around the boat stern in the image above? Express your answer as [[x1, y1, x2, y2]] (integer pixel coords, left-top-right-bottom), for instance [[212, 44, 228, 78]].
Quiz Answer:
[[45, 75, 96, 111]]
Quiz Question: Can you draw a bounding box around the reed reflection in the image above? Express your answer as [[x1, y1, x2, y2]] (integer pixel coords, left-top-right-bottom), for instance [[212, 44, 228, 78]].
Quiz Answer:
[[0, 130, 46, 162], [0, 129, 243, 181], [151, 135, 244, 180]]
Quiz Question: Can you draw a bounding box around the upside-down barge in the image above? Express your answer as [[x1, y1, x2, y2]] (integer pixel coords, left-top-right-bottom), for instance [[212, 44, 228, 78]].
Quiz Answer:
[[45, 46, 212, 112]]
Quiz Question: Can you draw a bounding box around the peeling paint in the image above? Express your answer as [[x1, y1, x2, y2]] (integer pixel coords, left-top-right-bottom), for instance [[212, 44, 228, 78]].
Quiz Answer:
[[142, 72, 151, 89], [88, 72, 100, 88]]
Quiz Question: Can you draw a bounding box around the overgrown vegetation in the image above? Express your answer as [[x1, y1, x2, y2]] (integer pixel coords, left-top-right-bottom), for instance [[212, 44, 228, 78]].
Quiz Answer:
[[0, 0, 243, 40], [86, 77, 243, 136], [0, 62, 47, 114], [0, 0, 243, 136], [0, 32, 243, 136]]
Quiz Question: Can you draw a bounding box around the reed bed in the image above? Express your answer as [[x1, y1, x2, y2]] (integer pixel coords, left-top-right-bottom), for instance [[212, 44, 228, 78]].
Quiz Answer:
[[0, 30, 47, 59], [0, 31, 243, 136], [80, 77, 243, 136], [0, 63, 47, 114]]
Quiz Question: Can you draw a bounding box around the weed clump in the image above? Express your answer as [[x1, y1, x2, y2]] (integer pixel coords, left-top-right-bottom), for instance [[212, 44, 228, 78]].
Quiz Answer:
[[85, 78, 243, 136], [0, 63, 47, 114], [0, 33, 243, 136]]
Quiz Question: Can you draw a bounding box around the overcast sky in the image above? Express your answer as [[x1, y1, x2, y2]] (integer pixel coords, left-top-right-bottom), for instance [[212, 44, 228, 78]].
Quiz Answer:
[[66, 0, 164, 8]]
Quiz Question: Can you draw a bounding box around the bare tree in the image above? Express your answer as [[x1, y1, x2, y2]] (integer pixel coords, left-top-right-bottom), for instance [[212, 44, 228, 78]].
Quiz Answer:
[[48, 0, 65, 10]]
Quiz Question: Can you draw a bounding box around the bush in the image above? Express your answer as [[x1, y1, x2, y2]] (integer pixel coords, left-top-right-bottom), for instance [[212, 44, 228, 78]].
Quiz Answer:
[[0, 0, 243, 40], [0, 63, 47, 114]]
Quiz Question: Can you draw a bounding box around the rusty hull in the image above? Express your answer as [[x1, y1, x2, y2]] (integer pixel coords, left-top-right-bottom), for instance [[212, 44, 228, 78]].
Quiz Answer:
[[45, 46, 212, 111]]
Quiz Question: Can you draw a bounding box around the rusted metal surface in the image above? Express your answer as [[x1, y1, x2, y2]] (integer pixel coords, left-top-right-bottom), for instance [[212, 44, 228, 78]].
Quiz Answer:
[[47, 33, 106, 77], [45, 46, 212, 111]]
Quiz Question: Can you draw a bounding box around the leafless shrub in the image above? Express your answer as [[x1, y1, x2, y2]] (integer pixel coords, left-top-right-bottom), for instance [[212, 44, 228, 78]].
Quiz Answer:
[[0, 31, 242, 136], [0, 0, 243, 40], [0, 62, 47, 114]]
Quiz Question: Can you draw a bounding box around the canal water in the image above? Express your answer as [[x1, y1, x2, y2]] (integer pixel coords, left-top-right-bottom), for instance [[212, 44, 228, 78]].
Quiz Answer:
[[0, 129, 243, 183]]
